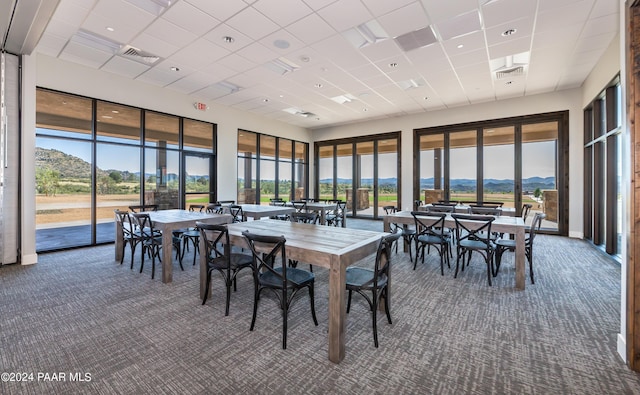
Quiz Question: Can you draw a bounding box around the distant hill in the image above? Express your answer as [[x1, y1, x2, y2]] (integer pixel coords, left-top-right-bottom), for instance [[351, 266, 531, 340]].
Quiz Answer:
[[36, 147, 107, 179]]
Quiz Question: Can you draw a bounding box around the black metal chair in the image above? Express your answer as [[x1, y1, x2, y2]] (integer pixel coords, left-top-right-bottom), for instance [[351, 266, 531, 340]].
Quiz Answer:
[[130, 213, 183, 279], [114, 209, 143, 270], [288, 212, 319, 270], [269, 198, 289, 220], [521, 203, 533, 223], [181, 204, 206, 266], [198, 222, 253, 316], [290, 200, 307, 213], [229, 204, 244, 222], [345, 230, 402, 347], [382, 205, 416, 261], [411, 211, 451, 274], [206, 203, 223, 214], [451, 214, 496, 286], [128, 204, 158, 213], [326, 201, 346, 227], [494, 212, 546, 284], [242, 230, 318, 350]]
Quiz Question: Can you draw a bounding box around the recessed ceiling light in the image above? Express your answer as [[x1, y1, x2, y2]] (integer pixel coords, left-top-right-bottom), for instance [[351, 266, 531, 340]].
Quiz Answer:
[[505, 81, 513, 85], [457, 44, 464, 49], [274, 39, 290, 49], [300, 56, 310, 63], [363, 108, 368, 112], [279, 94, 284, 98], [424, 97, 429, 100], [314, 83, 323, 88], [222, 36, 234, 44], [170, 66, 180, 72], [502, 28, 517, 37], [263, 98, 269, 102], [111, 110, 119, 113], [389, 62, 398, 68], [106, 26, 115, 32], [102, 115, 113, 119], [316, 117, 321, 121]]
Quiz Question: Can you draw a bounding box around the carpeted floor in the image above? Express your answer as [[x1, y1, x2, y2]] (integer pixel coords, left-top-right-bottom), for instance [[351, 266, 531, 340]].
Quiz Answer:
[[1, 219, 640, 394]]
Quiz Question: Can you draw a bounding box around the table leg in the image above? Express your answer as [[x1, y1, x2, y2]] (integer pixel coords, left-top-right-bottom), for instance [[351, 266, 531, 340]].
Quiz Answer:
[[328, 255, 346, 363], [320, 209, 326, 225], [161, 226, 173, 283], [199, 235, 208, 300], [115, 219, 123, 262], [515, 225, 525, 290], [383, 218, 390, 232]]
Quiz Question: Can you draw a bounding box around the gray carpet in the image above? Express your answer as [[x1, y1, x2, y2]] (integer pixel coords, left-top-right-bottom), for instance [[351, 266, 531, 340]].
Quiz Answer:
[[1, 220, 640, 394]]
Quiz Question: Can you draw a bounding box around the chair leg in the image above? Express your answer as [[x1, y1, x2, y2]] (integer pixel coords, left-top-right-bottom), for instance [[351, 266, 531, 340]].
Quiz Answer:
[[225, 281, 231, 316], [309, 285, 318, 326], [372, 291, 379, 348], [202, 270, 211, 305], [346, 290, 353, 313], [527, 250, 535, 284], [250, 286, 260, 331], [282, 291, 288, 350]]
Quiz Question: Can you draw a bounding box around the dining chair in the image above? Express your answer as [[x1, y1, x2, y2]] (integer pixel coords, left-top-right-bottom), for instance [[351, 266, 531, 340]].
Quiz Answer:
[[451, 214, 496, 286], [326, 201, 346, 227], [413, 200, 423, 211], [130, 213, 184, 279], [114, 209, 142, 270], [382, 205, 416, 261], [290, 200, 307, 213], [521, 203, 533, 223], [288, 211, 319, 271], [228, 204, 244, 222], [181, 204, 206, 266], [269, 198, 290, 220], [345, 230, 402, 347], [494, 212, 546, 284], [411, 211, 451, 274], [197, 222, 253, 316], [242, 230, 318, 350]]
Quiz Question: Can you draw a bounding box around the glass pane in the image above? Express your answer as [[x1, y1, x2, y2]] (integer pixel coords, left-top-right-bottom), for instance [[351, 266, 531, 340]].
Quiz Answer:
[[260, 160, 276, 204], [145, 111, 179, 149], [144, 148, 179, 209], [184, 118, 214, 153], [295, 141, 307, 162], [483, 126, 514, 207], [237, 157, 257, 204], [378, 139, 398, 210], [318, 145, 334, 201], [279, 138, 293, 161], [96, 143, 140, 243], [450, 130, 477, 203], [260, 135, 276, 160], [294, 142, 307, 199], [419, 133, 444, 203], [278, 162, 292, 201], [36, 89, 92, 139], [96, 101, 140, 143], [522, 121, 558, 230], [185, 155, 211, 204], [238, 130, 257, 158], [336, 144, 352, 204], [355, 142, 373, 217], [36, 137, 92, 250], [617, 133, 622, 255]]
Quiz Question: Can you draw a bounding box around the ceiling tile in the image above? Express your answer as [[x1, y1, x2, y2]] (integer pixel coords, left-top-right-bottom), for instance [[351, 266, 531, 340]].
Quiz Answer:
[[359, 38, 402, 62], [376, 2, 430, 38], [216, 53, 257, 74], [253, 0, 313, 26], [435, 10, 481, 41], [204, 23, 254, 51], [302, 0, 339, 11], [60, 41, 113, 67], [167, 38, 230, 69], [161, 1, 221, 36], [420, 0, 478, 24], [488, 36, 532, 60], [82, 0, 155, 43], [581, 14, 618, 38], [485, 16, 534, 47], [236, 41, 278, 64], [591, 0, 618, 18], [360, 0, 415, 18], [101, 55, 150, 78], [448, 48, 488, 69], [136, 65, 184, 87], [165, 71, 220, 94], [184, 0, 248, 21], [286, 13, 337, 45], [441, 30, 485, 54], [226, 6, 280, 40], [144, 18, 198, 48], [259, 29, 306, 56], [535, 0, 592, 33], [317, 0, 373, 32], [481, 0, 537, 28], [129, 32, 179, 59]]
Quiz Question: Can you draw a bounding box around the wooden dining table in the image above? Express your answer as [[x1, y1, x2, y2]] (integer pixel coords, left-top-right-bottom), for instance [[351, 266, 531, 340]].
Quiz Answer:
[[115, 209, 232, 283], [422, 204, 516, 216], [238, 204, 295, 221], [304, 201, 346, 227], [383, 210, 527, 289], [210, 219, 387, 364]]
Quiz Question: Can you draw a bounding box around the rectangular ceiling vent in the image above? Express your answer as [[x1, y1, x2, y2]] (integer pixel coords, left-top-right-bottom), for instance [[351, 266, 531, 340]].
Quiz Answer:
[[118, 45, 161, 65], [495, 65, 524, 79], [394, 26, 438, 52]]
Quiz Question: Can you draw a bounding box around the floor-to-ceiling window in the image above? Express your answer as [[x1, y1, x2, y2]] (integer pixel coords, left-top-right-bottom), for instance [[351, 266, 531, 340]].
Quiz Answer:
[[584, 77, 622, 257], [415, 111, 567, 235], [315, 132, 400, 219], [35, 88, 217, 252], [237, 130, 308, 204]]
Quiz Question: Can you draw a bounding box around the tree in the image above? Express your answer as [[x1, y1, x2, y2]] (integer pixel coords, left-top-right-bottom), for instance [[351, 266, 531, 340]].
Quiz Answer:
[[109, 171, 122, 183], [35, 167, 60, 196], [534, 187, 542, 198]]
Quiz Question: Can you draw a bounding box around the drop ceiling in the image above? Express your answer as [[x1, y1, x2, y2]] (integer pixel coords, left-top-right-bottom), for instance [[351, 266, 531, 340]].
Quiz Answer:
[[15, 0, 622, 129]]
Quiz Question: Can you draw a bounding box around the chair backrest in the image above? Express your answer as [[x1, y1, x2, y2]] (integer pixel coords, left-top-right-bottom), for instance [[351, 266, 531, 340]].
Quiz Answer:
[[528, 212, 546, 247], [373, 230, 403, 286], [189, 204, 205, 212], [291, 200, 307, 212], [382, 205, 398, 215], [479, 201, 504, 207], [451, 214, 495, 247], [522, 203, 533, 222], [130, 213, 156, 238], [270, 198, 286, 206], [206, 203, 223, 214], [413, 200, 423, 211], [196, 221, 230, 263], [229, 205, 244, 222], [411, 211, 447, 238], [435, 201, 458, 207], [216, 200, 236, 206], [114, 209, 134, 237], [242, 231, 290, 283], [468, 205, 501, 216], [128, 204, 158, 213], [289, 211, 319, 224]]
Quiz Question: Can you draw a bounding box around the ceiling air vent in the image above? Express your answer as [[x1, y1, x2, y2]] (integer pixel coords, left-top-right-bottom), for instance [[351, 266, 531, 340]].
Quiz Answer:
[[495, 65, 524, 80], [118, 45, 161, 65]]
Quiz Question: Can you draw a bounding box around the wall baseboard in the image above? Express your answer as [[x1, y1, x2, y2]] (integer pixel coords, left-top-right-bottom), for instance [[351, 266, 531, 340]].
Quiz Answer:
[[618, 333, 627, 363], [21, 253, 38, 265]]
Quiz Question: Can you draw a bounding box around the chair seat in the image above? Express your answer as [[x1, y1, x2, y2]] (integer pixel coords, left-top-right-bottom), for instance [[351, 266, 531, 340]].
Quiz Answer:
[[416, 234, 447, 245], [459, 239, 491, 250], [346, 267, 387, 290], [208, 253, 253, 271], [260, 267, 315, 288], [182, 229, 200, 238]]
